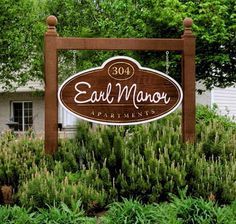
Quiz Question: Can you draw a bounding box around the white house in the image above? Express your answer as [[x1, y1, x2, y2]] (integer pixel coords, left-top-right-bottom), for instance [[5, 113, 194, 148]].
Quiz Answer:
[[0, 81, 77, 135], [196, 82, 236, 121], [0, 81, 235, 135], [0, 81, 45, 133]]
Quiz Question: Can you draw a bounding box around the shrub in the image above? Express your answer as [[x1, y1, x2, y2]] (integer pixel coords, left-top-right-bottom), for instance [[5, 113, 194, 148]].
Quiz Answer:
[[0, 131, 52, 189], [68, 106, 236, 205], [1, 106, 235, 211], [17, 162, 107, 211], [196, 104, 236, 129]]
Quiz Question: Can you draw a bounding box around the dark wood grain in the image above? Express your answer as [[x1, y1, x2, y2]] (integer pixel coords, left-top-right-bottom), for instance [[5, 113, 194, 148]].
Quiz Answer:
[[181, 18, 196, 143], [44, 16, 58, 155], [57, 38, 183, 51], [59, 58, 182, 124]]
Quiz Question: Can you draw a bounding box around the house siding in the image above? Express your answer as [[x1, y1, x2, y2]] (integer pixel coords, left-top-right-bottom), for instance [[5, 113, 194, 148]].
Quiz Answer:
[[212, 87, 236, 120], [0, 92, 44, 133], [196, 82, 212, 106], [59, 104, 79, 129]]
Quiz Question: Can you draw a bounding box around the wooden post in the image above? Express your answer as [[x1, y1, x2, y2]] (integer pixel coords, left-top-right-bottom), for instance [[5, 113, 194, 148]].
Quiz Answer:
[[44, 16, 58, 154], [182, 18, 196, 143]]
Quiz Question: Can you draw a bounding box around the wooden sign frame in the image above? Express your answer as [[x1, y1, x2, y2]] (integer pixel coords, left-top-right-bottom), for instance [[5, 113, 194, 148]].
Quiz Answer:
[[44, 15, 196, 155]]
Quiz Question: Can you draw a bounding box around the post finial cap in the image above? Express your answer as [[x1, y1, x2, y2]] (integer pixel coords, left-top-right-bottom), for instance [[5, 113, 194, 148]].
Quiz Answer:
[[183, 18, 193, 28], [47, 15, 57, 27]]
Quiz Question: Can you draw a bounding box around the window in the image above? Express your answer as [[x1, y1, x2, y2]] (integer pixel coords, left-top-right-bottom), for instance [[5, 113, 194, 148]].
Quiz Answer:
[[11, 102, 33, 131]]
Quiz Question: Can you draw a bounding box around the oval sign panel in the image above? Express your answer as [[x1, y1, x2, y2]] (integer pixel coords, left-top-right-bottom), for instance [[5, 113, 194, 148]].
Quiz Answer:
[[58, 56, 183, 125]]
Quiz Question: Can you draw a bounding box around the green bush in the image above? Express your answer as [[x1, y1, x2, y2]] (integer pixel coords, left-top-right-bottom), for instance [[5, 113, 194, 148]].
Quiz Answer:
[[65, 106, 236, 205], [18, 162, 107, 211], [0, 106, 235, 211], [196, 104, 236, 129], [0, 131, 52, 189]]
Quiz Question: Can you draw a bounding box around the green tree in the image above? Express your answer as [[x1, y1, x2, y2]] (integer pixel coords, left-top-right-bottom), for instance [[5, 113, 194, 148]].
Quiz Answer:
[[0, 0, 46, 89], [185, 0, 236, 88], [48, 0, 236, 88], [1, 0, 235, 89]]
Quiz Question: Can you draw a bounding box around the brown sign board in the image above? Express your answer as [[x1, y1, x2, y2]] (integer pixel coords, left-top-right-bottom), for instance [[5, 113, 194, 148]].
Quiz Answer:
[[58, 56, 183, 125]]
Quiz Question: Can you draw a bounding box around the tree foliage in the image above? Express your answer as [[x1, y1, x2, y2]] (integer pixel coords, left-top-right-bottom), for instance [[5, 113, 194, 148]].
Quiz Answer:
[[185, 0, 236, 88], [0, 0, 235, 89], [0, 0, 46, 89]]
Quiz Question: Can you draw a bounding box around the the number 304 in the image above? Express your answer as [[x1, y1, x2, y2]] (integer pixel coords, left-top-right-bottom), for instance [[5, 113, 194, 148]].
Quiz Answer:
[[108, 62, 134, 80], [112, 66, 131, 76]]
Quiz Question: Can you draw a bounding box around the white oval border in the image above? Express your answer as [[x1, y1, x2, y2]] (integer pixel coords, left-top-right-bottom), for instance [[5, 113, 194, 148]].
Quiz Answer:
[[58, 56, 183, 126]]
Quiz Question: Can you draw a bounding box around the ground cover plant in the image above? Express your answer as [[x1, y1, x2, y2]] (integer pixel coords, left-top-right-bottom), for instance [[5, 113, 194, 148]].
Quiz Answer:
[[0, 195, 236, 223], [101, 194, 236, 224], [0, 201, 96, 224], [0, 106, 235, 220]]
